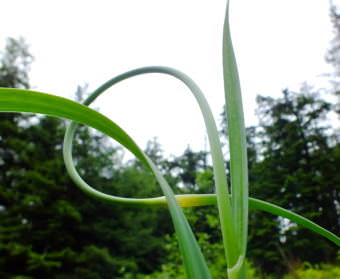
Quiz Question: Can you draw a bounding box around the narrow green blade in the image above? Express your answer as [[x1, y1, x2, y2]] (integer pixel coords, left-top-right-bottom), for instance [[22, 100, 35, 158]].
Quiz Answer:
[[0, 88, 212, 279], [169, 194, 340, 246], [222, 0, 249, 274], [249, 197, 340, 246]]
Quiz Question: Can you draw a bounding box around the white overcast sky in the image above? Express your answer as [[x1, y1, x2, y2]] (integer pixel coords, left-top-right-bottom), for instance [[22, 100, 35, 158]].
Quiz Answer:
[[0, 0, 335, 158]]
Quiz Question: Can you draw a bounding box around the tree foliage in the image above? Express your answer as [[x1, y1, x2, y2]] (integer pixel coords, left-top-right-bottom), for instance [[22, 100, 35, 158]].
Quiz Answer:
[[326, 0, 340, 113], [247, 88, 339, 275]]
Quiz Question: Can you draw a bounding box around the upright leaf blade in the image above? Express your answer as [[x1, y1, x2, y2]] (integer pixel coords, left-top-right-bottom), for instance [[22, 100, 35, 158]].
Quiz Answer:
[[222, 0, 249, 276]]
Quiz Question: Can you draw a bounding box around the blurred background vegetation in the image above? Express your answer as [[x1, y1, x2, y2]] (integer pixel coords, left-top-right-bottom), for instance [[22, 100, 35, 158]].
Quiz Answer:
[[1, 3, 340, 279]]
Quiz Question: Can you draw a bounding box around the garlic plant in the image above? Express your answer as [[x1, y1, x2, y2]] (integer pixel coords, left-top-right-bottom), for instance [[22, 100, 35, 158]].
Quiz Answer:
[[0, 1, 338, 278]]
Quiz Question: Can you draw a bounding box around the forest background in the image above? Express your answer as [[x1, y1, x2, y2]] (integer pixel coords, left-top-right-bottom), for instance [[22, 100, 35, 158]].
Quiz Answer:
[[0, 2, 339, 279]]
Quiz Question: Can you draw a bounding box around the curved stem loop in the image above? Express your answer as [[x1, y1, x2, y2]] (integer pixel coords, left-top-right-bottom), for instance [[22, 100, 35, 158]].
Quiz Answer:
[[63, 66, 239, 269]]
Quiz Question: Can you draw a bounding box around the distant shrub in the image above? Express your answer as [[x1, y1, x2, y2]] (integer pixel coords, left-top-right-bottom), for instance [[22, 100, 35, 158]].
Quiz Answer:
[[283, 263, 340, 279]]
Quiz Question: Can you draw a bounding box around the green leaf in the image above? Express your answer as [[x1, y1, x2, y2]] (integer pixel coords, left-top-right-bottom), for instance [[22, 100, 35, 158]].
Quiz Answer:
[[175, 194, 340, 246], [63, 65, 240, 278], [0, 87, 212, 279], [73, 65, 243, 276], [222, 0, 248, 276]]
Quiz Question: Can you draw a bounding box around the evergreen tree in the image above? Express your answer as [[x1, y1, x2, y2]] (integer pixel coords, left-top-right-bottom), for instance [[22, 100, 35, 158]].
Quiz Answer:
[[165, 147, 209, 192], [247, 88, 339, 275], [326, 0, 340, 113], [0, 37, 32, 89]]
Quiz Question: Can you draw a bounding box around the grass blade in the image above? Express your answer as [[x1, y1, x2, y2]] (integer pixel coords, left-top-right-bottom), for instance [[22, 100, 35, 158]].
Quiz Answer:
[[176, 194, 339, 246], [248, 197, 340, 246], [0, 88, 212, 279], [222, 0, 249, 275]]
